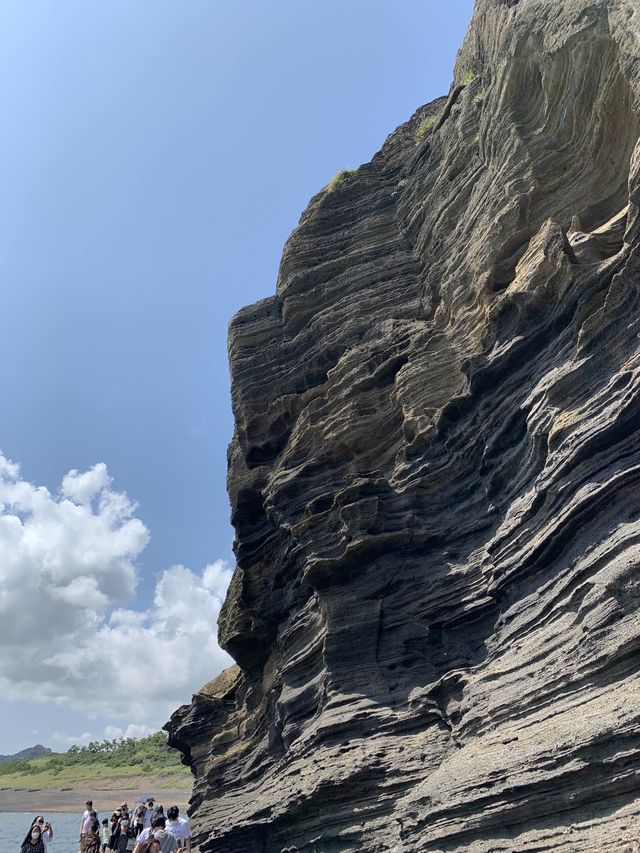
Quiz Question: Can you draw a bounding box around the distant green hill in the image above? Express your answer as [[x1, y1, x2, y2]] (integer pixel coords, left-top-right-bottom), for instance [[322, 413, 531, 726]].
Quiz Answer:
[[0, 744, 52, 764], [0, 732, 188, 786]]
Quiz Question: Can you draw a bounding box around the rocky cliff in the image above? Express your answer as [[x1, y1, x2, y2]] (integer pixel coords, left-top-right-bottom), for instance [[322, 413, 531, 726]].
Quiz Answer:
[[166, 1, 640, 850]]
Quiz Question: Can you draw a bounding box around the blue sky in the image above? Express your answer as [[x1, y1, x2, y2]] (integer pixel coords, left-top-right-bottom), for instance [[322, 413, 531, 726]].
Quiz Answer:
[[0, 0, 474, 754]]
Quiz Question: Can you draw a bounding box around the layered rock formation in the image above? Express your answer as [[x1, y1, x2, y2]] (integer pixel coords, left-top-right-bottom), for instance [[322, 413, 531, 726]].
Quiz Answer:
[[167, 1, 640, 849]]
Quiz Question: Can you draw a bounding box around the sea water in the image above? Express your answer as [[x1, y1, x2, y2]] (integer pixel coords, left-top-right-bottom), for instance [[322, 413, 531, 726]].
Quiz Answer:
[[0, 812, 82, 853]]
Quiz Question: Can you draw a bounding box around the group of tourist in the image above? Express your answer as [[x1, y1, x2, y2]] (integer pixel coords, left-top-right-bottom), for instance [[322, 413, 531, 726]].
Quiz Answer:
[[19, 798, 191, 853], [80, 798, 192, 853]]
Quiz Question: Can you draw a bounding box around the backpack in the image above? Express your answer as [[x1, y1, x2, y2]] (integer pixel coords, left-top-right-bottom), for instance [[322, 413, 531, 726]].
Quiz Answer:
[[80, 834, 101, 853], [137, 833, 160, 853]]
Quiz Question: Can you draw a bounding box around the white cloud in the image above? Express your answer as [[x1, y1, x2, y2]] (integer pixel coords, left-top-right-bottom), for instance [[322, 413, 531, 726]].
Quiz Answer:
[[51, 722, 159, 748], [50, 731, 95, 748], [0, 451, 234, 730], [61, 463, 112, 506], [50, 575, 110, 609], [103, 723, 156, 741]]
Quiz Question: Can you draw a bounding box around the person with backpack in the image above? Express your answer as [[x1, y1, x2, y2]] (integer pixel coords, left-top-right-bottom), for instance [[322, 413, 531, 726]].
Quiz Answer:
[[134, 816, 177, 853], [135, 834, 160, 853]]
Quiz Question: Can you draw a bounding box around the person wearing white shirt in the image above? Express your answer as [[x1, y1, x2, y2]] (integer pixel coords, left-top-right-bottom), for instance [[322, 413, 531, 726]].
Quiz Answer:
[[80, 801, 94, 841], [133, 817, 177, 853], [165, 807, 190, 853]]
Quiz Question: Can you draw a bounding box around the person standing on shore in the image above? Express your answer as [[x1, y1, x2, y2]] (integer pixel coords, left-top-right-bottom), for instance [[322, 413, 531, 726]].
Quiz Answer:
[[107, 812, 119, 850], [21, 822, 46, 853], [80, 801, 95, 842], [165, 807, 191, 853], [100, 818, 111, 853], [31, 816, 53, 851], [117, 810, 131, 853], [134, 816, 177, 853], [110, 808, 130, 853], [133, 802, 147, 836], [82, 810, 99, 844]]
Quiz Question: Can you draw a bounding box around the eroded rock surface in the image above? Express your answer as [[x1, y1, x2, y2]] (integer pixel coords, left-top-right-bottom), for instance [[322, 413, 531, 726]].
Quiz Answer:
[[167, 1, 640, 849]]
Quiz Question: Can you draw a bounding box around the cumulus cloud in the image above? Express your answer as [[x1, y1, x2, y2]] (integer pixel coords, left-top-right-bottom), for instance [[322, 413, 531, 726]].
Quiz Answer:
[[50, 722, 158, 748], [50, 731, 95, 748], [0, 452, 234, 729], [61, 463, 112, 506], [103, 723, 156, 740]]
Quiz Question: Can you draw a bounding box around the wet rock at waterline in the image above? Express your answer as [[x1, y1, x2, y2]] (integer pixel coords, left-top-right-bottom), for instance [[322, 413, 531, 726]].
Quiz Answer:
[[167, 1, 640, 850]]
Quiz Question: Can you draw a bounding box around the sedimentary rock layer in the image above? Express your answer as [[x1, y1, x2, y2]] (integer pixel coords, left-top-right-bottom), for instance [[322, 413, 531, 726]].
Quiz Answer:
[[167, 1, 640, 849]]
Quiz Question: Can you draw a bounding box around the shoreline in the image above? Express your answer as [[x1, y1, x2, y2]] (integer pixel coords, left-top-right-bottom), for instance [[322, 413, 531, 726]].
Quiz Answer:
[[0, 784, 191, 813]]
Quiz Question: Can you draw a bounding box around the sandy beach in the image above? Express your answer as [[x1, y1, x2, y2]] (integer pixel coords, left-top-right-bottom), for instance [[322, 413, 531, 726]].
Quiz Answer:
[[0, 781, 191, 813]]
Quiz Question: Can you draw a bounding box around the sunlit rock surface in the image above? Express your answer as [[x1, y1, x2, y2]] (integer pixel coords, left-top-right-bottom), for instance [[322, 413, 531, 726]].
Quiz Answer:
[[167, 1, 640, 849]]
